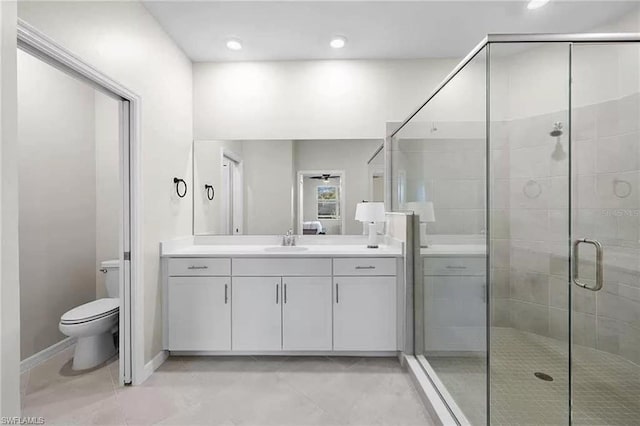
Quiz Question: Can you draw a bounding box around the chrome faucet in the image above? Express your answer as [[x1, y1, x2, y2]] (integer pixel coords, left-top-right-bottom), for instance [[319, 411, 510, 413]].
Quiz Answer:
[[282, 229, 297, 246]]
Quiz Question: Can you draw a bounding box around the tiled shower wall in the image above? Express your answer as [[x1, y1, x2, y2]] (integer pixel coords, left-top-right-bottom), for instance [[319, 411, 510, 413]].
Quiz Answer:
[[498, 93, 640, 365], [394, 136, 486, 235]]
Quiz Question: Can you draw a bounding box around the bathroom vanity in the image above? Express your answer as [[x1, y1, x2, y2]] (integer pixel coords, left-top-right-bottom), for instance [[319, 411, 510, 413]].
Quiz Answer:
[[421, 238, 487, 353], [161, 237, 404, 355]]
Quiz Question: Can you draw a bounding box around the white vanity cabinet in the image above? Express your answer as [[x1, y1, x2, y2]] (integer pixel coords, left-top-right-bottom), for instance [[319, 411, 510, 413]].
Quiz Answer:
[[232, 277, 283, 351], [163, 254, 400, 354], [333, 258, 397, 351], [166, 259, 231, 351], [423, 255, 486, 352], [282, 277, 332, 350], [232, 276, 333, 351]]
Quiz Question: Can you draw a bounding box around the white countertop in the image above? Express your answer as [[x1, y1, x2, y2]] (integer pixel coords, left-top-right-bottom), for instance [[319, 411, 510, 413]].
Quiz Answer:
[[162, 244, 403, 258], [421, 244, 486, 257]]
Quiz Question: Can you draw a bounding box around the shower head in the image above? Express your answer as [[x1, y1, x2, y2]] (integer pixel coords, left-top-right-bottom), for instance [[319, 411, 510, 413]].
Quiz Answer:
[[550, 121, 563, 137]]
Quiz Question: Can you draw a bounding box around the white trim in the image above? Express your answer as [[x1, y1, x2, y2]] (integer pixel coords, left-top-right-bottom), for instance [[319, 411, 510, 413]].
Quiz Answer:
[[20, 337, 76, 373], [297, 170, 347, 235], [169, 350, 398, 357], [221, 148, 244, 235], [416, 354, 471, 425], [384, 136, 393, 211], [17, 19, 144, 387], [140, 350, 168, 383], [403, 354, 461, 426]]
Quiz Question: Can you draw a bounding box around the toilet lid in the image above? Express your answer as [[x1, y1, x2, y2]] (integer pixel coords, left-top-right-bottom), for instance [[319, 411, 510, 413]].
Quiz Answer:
[[61, 298, 119, 324]]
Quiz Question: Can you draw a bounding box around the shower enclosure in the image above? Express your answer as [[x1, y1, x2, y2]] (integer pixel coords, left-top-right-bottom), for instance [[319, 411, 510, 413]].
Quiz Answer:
[[391, 34, 640, 425]]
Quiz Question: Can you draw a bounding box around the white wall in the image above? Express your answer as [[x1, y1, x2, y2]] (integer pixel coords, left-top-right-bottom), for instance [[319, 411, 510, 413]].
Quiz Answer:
[[193, 59, 457, 140], [18, 1, 194, 367], [0, 0, 20, 416]]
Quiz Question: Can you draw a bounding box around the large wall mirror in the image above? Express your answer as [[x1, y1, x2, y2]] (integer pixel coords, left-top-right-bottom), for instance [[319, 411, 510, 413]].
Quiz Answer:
[[193, 139, 385, 235]]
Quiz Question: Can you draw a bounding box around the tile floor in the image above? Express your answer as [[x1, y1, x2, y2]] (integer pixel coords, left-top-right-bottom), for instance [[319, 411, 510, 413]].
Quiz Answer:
[[21, 349, 433, 426], [428, 327, 640, 426]]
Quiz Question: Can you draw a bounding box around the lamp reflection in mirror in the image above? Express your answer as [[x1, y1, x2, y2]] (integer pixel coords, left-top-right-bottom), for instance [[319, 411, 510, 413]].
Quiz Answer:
[[404, 201, 435, 247], [355, 202, 386, 248]]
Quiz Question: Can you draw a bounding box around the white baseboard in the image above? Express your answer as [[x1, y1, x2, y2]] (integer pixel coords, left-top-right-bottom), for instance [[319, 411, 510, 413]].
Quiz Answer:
[[137, 350, 168, 385], [21, 337, 76, 373], [168, 350, 398, 357]]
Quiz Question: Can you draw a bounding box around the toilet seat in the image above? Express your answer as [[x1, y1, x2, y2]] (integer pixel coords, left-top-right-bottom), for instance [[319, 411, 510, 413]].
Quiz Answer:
[[61, 298, 119, 325]]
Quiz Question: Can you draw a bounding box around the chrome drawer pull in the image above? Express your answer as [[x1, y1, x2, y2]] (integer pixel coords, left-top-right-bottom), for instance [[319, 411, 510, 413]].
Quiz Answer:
[[187, 265, 209, 270], [224, 284, 228, 304], [446, 266, 467, 269], [355, 266, 376, 270]]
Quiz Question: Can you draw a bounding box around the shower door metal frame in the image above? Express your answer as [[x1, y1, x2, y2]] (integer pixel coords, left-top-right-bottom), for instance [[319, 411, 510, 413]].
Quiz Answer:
[[17, 19, 144, 386], [388, 32, 640, 426]]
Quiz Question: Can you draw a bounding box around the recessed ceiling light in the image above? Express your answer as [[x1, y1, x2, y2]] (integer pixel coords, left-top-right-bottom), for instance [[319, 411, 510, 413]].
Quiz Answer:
[[226, 38, 242, 51], [527, 0, 550, 10], [330, 36, 347, 49]]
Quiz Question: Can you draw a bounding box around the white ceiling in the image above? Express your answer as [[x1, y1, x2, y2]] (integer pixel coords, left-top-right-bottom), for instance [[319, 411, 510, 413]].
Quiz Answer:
[[143, 1, 639, 62]]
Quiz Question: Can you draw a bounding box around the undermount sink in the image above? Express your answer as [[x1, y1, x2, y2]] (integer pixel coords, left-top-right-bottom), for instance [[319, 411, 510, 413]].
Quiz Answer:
[[263, 246, 309, 252]]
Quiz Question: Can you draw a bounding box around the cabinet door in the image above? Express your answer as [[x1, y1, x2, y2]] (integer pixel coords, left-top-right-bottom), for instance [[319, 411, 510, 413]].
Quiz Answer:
[[333, 276, 397, 351], [424, 275, 486, 352], [282, 277, 332, 350], [168, 277, 230, 351], [232, 277, 282, 351]]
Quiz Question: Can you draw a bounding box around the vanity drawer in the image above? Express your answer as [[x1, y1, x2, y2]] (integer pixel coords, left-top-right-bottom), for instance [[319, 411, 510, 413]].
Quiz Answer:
[[333, 258, 396, 276], [424, 257, 485, 276], [168, 258, 231, 276], [232, 258, 331, 276]]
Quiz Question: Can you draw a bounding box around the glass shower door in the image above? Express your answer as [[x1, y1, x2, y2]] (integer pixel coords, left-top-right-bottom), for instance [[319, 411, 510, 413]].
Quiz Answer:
[[488, 42, 572, 426], [570, 43, 640, 425]]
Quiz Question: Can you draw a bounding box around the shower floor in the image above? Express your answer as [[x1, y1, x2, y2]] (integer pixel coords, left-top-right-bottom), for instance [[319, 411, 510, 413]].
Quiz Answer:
[[427, 327, 640, 425]]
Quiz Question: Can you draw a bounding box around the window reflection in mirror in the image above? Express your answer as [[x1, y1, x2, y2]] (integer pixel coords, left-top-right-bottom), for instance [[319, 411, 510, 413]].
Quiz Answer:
[[193, 139, 385, 236]]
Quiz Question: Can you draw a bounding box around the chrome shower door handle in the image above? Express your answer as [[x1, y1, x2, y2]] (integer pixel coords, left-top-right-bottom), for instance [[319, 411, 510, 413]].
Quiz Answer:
[[573, 238, 603, 292]]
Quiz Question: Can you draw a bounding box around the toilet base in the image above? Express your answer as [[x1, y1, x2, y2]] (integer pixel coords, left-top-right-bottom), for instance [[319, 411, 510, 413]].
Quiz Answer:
[[72, 332, 117, 370]]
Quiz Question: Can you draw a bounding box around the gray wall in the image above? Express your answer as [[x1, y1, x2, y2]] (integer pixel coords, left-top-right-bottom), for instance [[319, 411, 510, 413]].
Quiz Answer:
[[243, 140, 294, 235], [193, 140, 294, 235], [294, 139, 381, 235], [18, 50, 119, 360], [393, 137, 486, 235]]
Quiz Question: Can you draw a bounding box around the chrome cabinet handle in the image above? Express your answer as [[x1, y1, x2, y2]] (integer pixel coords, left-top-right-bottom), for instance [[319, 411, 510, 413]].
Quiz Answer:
[[355, 266, 375, 270], [573, 238, 604, 292], [446, 266, 467, 269], [276, 283, 279, 304], [336, 283, 339, 304], [224, 284, 228, 304], [187, 265, 208, 270], [284, 283, 287, 304]]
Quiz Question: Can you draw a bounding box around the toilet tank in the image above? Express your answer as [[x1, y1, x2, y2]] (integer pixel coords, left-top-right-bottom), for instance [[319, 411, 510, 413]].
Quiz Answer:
[[100, 260, 120, 298]]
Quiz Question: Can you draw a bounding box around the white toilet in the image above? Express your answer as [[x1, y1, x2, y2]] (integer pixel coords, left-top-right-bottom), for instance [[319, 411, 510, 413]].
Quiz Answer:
[[59, 260, 120, 370]]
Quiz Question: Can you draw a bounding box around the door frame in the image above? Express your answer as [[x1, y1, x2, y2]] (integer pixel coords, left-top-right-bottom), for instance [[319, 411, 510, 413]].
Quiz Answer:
[[221, 148, 243, 235], [297, 170, 346, 235], [17, 19, 143, 385]]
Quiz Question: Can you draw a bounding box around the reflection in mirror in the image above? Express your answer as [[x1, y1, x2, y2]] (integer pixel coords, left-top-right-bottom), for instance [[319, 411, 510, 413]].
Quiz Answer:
[[368, 144, 385, 203], [298, 172, 344, 235], [193, 139, 384, 235]]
